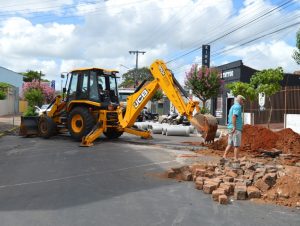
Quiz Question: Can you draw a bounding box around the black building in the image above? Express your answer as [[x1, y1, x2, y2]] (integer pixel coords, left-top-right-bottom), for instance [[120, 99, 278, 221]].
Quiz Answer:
[[211, 60, 300, 125]]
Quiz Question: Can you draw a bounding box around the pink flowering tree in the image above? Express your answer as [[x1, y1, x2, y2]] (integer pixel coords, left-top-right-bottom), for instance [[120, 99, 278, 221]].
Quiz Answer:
[[185, 65, 223, 113], [22, 80, 56, 105]]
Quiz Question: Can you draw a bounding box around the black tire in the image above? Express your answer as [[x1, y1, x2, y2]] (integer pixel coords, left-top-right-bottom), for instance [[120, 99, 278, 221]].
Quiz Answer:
[[38, 116, 57, 138], [103, 128, 123, 139], [68, 106, 95, 141], [161, 118, 168, 124]]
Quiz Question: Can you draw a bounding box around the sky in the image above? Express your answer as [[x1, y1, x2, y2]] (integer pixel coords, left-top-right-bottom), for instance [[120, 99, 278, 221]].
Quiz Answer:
[[0, 0, 299, 89]]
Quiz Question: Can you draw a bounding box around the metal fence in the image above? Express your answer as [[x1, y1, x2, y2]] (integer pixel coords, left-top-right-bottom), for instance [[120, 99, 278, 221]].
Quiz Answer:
[[244, 86, 300, 124]]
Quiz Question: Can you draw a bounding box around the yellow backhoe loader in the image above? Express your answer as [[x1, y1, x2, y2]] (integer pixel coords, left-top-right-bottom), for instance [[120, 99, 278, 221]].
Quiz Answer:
[[20, 60, 218, 146]]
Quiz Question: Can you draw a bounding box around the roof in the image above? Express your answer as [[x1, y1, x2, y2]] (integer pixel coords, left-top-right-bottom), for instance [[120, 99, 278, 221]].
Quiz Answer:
[[70, 67, 119, 74]]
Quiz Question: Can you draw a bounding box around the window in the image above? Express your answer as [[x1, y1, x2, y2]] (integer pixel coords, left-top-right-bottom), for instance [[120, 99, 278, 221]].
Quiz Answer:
[[89, 72, 99, 101], [68, 72, 79, 101], [78, 72, 89, 99]]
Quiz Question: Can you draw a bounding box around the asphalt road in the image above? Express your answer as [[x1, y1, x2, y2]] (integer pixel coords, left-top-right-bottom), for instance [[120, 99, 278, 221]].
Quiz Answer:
[[0, 134, 299, 226]]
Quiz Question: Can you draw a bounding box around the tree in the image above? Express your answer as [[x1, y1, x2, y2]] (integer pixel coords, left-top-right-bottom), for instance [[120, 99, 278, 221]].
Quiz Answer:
[[120, 67, 152, 88], [0, 82, 11, 100], [292, 30, 300, 65], [22, 80, 55, 104], [185, 64, 223, 113], [226, 81, 257, 104], [151, 89, 164, 102], [22, 70, 48, 82], [250, 67, 284, 128]]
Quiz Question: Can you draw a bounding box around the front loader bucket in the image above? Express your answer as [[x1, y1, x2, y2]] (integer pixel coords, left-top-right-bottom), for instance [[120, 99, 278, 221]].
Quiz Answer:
[[190, 113, 218, 143], [19, 116, 39, 137]]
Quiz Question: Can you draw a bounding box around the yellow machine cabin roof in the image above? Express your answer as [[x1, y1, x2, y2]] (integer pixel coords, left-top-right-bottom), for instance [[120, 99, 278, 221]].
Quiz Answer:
[[70, 67, 119, 75]]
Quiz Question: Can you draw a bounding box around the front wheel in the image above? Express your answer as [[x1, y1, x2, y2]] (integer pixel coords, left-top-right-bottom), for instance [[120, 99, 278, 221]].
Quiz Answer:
[[38, 116, 57, 138], [68, 107, 95, 141]]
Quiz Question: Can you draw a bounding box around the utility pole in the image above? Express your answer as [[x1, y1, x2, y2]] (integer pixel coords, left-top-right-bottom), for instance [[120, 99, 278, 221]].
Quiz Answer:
[[129, 50, 146, 88], [129, 50, 146, 69]]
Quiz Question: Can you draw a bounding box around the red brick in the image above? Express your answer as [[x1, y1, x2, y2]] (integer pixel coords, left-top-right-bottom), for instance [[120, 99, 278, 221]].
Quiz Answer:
[[218, 195, 228, 205], [247, 186, 261, 199]]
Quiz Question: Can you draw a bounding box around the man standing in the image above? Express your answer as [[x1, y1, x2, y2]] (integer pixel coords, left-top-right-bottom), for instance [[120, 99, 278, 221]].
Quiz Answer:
[[223, 95, 246, 161]]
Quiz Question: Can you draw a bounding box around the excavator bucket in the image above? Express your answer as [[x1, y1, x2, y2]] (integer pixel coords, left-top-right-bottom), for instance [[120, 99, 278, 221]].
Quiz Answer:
[[190, 113, 218, 143], [19, 116, 39, 137]]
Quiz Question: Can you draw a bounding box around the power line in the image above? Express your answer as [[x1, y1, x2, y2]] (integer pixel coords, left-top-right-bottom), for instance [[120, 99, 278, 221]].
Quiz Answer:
[[166, 0, 295, 64]]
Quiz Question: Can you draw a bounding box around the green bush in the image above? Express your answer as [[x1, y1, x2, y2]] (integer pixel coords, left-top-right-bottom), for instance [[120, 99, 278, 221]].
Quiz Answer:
[[24, 89, 43, 107], [23, 106, 38, 117], [0, 90, 6, 100]]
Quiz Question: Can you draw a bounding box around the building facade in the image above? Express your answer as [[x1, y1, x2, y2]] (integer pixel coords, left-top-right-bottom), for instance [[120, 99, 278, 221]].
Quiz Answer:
[[0, 66, 23, 115], [211, 60, 300, 125]]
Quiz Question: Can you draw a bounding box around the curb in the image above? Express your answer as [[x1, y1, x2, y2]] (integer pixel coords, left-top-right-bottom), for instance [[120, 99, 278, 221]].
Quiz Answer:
[[0, 126, 19, 138]]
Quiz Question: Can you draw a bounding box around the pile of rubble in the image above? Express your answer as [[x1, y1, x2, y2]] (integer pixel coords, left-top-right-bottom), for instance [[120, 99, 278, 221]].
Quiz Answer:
[[167, 157, 300, 207]]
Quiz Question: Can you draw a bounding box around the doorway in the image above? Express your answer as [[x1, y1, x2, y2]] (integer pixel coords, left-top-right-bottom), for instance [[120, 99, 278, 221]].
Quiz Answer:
[[226, 97, 234, 124]]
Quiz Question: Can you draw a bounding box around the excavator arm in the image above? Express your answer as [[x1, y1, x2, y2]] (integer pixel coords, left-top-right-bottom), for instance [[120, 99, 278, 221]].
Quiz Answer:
[[118, 60, 218, 142]]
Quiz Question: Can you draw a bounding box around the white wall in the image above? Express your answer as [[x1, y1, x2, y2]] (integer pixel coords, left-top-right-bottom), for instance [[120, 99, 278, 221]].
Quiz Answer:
[[0, 88, 17, 116], [284, 114, 300, 133]]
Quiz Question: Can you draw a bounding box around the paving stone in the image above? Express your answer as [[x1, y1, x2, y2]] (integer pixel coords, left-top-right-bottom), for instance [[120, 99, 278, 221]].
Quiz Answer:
[[247, 186, 261, 199], [262, 173, 277, 188], [203, 183, 218, 194], [218, 195, 228, 205], [195, 169, 206, 177], [223, 176, 234, 182], [167, 169, 176, 178], [212, 189, 225, 201], [226, 170, 238, 178], [195, 180, 204, 190], [182, 171, 192, 181], [234, 185, 247, 200], [254, 178, 270, 192]]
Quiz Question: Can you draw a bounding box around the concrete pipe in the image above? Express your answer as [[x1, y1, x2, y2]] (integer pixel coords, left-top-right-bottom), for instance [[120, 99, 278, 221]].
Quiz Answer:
[[165, 125, 190, 136], [151, 124, 163, 134], [161, 124, 168, 135], [189, 125, 195, 134]]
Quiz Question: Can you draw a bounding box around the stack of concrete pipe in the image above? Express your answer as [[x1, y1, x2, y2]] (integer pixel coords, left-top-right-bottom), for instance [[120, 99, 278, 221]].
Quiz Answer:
[[134, 122, 197, 137]]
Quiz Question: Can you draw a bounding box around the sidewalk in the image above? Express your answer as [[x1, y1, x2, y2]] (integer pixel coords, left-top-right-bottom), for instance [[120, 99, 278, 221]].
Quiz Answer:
[[0, 114, 21, 135]]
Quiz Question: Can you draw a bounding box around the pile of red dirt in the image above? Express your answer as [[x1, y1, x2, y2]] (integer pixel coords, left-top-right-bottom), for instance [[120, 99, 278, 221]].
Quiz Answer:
[[207, 125, 300, 156], [262, 175, 300, 207]]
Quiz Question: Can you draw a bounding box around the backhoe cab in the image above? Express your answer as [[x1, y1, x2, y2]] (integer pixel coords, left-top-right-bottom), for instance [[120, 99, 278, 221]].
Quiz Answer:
[[20, 60, 218, 146]]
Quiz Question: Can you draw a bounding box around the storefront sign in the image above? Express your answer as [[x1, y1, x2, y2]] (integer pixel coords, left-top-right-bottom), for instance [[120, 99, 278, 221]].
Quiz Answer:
[[202, 45, 210, 68], [259, 92, 265, 111], [222, 70, 234, 78]]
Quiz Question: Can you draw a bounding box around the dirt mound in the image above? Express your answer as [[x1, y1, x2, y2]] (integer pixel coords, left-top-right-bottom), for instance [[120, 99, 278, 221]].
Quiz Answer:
[[207, 125, 300, 155], [275, 128, 300, 155], [263, 175, 300, 207], [242, 125, 278, 151]]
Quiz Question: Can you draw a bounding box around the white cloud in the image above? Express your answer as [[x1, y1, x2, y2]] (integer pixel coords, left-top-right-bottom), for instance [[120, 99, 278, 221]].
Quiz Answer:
[[0, 0, 74, 15], [0, 0, 299, 90], [228, 40, 299, 72]]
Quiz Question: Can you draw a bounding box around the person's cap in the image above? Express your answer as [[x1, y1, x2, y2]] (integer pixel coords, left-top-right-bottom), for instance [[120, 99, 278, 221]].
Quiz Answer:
[[237, 95, 246, 100]]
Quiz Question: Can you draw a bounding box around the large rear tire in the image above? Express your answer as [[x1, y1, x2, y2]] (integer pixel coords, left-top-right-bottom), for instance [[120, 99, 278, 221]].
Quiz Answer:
[[68, 107, 95, 141], [38, 116, 57, 138], [103, 128, 123, 139]]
